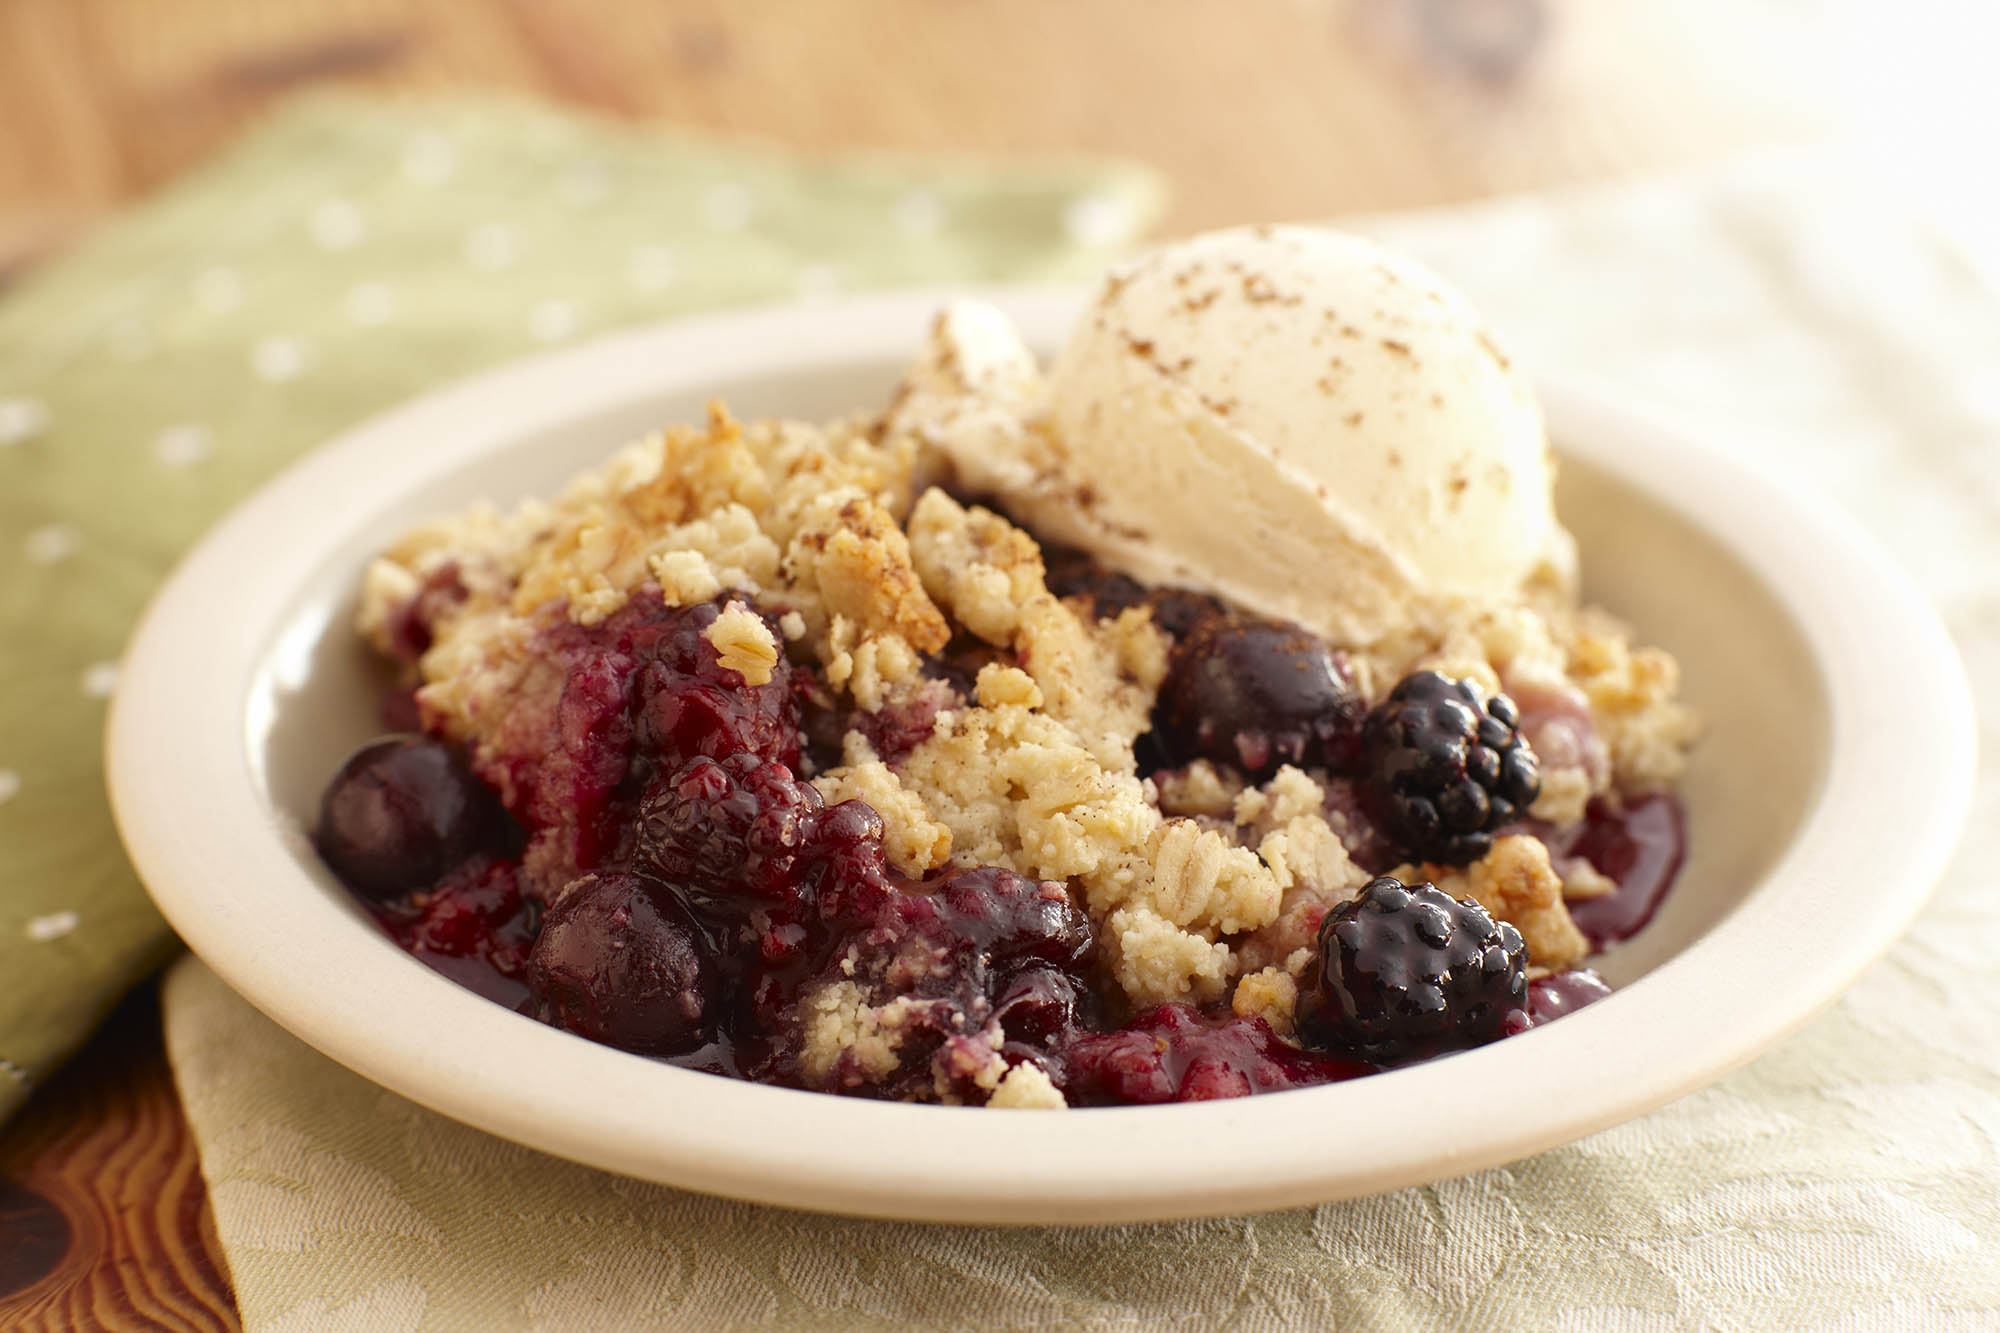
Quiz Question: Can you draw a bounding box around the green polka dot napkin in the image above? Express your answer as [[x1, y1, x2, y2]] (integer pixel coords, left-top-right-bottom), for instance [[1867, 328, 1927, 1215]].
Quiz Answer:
[[0, 91, 1163, 1123]]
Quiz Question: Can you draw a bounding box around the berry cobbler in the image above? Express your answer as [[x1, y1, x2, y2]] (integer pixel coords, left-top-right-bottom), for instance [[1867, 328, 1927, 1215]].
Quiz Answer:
[[315, 226, 1699, 1108]]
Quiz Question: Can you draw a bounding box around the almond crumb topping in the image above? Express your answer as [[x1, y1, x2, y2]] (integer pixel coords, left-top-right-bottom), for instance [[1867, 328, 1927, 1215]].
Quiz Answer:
[[703, 600, 780, 685]]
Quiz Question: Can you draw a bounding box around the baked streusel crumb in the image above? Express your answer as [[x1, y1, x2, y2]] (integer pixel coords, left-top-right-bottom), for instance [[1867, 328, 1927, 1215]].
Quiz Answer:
[[326, 255, 1699, 1108]]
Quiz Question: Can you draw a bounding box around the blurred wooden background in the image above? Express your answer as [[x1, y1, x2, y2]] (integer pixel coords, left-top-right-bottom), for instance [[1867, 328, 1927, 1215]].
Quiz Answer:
[[9, 0, 1981, 279], [0, 0, 1988, 1325]]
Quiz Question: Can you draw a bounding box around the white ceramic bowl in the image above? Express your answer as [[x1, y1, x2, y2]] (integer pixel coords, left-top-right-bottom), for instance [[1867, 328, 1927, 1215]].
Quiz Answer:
[[107, 290, 1974, 1225]]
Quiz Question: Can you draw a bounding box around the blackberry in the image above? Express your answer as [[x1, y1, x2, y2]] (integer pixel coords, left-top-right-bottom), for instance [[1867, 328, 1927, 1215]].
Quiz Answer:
[[621, 595, 800, 769], [1298, 876, 1527, 1066], [1361, 670, 1539, 864], [1151, 616, 1364, 778], [634, 752, 823, 912]]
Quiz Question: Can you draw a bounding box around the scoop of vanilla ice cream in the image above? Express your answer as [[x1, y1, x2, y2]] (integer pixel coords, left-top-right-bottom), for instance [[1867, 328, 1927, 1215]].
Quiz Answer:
[[887, 301, 1053, 498], [903, 226, 1576, 648]]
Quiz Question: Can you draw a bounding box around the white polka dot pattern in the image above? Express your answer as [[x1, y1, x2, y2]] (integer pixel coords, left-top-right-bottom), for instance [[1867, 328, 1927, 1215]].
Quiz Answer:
[[344, 282, 398, 327], [310, 199, 366, 251], [795, 264, 842, 301], [194, 266, 245, 313], [155, 423, 212, 467], [464, 224, 518, 271], [253, 337, 308, 382], [80, 662, 119, 699], [626, 246, 679, 292], [529, 300, 579, 343], [702, 182, 754, 232], [25, 912, 78, 943], [24, 524, 80, 564], [0, 397, 50, 446], [400, 132, 457, 186], [1063, 193, 1136, 247], [893, 190, 944, 238]]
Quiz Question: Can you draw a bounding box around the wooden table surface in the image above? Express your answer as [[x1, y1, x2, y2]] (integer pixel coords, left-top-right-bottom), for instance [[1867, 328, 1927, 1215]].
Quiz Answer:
[[0, 0, 1896, 1325]]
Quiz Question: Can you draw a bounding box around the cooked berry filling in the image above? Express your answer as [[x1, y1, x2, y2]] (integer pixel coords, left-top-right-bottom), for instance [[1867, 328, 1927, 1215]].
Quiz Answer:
[[1503, 968, 1615, 1036], [317, 569, 1685, 1106], [1552, 794, 1688, 948], [636, 752, 824, 915], [1152, 615, 1365, 779], [471, 593, 800, 898], [770, 864, 1097, 1100], [1063, 1006, 1365, 1104], [1044, 542, 1226, 638], [372, 856, 540, 1010]]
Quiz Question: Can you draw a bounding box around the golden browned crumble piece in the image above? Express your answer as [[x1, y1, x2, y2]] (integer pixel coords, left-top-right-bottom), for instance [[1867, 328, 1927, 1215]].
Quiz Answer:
[[789, 493, 951, 654], [1231, 964, 1302, 1035], [1559, 857, 1618, 901], [1568, 608, 1703, 793], [1153, 760, 1244, 819], [783, 490, 949, 712], [987, 1062, 1068, 1109], [1397, 834, 1589, 970], [622, 403, 771, 528], [1531, 765, 1595, 828], [1121, 818, 1280, 936], [1225, 768, 1371, 977], [1101, 904, 1233, 1006], [703, 599, 780, 686], [906, 489, 1166, 767], [798, 981, 909, 1085], [812, 745, 953, 876]]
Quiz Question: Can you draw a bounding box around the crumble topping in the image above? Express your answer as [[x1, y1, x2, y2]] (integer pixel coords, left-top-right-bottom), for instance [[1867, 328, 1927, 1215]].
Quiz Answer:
[[1394, 835, 1590, 971], [987, 1061, 1068, 1109], [703, 599, 780, 686], [799, 981, 908, 1086], [906, 490, 1167, 764], [355, 358, 1696, 1102], [1231, 964, 1302, 1036], [811, 747, 953, 876], [1154, 760, 1243, 819], [1559, 856, 1619, 901]]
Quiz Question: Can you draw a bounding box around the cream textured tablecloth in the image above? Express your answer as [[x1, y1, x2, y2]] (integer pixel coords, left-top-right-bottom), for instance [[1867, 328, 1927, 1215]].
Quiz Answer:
[[157, 144, 2000, 1329]]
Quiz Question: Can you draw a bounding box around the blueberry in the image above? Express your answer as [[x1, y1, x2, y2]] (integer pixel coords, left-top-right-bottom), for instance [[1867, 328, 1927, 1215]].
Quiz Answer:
[[526, 870, 714, 1055], [1041, 543, 1148, 618], [1143, 587, 1229, 640], [315, 736, 507, 900], [1151, 616, 1364, 777]]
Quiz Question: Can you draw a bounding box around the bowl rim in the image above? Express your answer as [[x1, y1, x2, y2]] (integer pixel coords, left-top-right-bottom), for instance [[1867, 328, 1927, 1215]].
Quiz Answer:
[[106, 287, 1975, 1225]]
